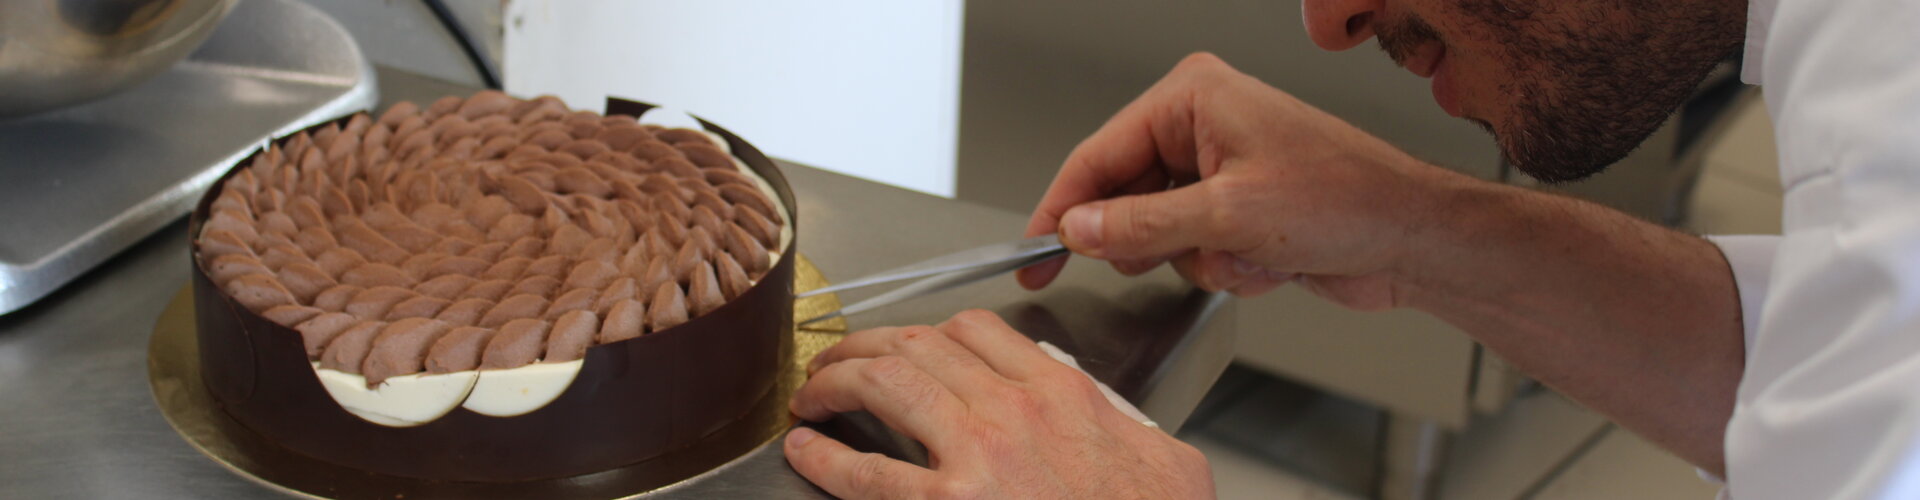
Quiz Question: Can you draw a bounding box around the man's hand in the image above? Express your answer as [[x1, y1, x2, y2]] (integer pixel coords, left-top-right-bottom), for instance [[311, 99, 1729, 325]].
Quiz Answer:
[[784, 309, 1214, 499], [1018, 52, 1464, 309], [1015, 52, 1746, 473]]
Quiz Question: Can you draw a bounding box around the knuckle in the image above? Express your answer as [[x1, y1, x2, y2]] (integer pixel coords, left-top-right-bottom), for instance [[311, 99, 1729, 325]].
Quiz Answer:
[[1172, 52, 1239, 88], [1041, 366, 1101, 396], [968, 425, 1014, 456], [954, 308, 996, 322], [891, 325, 941, 350], [893, 334, 962, 370], [1205, 252, 1250, 290], [803, 363, 847, 391], [1177, 52, 1224, 72], [860, 356, 911, 383], [947, 309, 1000, 331], [1180, 441, 1210, 466], [939, 310, 995, 339], [849, 452, 893, 491], [1167, 440, 1214, 476], [1199, 182, 1253, 238], [897, 381, 944, 413], [929, 478, 987, 500], [1115, 200, 1168, 246], [865, 356, 944, 411], [1113, 258, 1163, 277], [992, 385, 1045, 419], [1170, 257, 1221, 292]]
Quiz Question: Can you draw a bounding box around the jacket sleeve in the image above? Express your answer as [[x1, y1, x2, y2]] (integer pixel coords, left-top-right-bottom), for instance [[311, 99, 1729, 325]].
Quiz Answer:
[[1722, 0, 1920, 497], [1704, 235, 1779, 357]]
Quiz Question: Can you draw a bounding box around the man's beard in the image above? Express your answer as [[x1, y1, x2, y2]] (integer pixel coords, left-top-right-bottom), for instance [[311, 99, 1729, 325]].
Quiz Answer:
[[1376, 1, 1743, 183]]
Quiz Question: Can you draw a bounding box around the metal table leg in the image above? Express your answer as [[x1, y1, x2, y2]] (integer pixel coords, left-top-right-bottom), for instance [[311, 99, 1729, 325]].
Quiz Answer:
[[1378, 414, 1450, 500]]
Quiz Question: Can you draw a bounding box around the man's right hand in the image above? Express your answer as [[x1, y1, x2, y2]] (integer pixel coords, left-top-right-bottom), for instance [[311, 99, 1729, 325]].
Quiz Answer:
[[1018, 52, 1463, 310], [1022, 53, 1747, 475]]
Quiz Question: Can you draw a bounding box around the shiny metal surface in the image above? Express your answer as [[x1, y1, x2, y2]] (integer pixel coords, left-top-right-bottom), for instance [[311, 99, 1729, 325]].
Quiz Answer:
[[0, 0, 375, 315], [0, 0, 238, 117], [0, 148, 1234, 498], [797, 234, 1067, 326], [800, 234, 1065, 299]]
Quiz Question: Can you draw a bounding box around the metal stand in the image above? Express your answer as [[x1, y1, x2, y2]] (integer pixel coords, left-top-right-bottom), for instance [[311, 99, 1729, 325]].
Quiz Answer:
[[0, 0, 375, 315], [1378, 414, 1450, 500]]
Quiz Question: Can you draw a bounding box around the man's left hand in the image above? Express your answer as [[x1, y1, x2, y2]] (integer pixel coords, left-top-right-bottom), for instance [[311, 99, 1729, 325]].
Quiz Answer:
[[785, 309, 1215, 499]]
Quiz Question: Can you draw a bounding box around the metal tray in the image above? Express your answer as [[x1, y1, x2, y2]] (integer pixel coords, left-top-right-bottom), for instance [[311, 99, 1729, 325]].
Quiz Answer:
[[0, 0, 377, 314]]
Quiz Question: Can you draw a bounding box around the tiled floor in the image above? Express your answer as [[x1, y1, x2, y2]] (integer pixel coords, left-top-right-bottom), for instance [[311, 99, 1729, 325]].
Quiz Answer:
[[1179, 93, 1779, 499], [1435, 386, 1609, 500], [1530, 428, 1721, 500]]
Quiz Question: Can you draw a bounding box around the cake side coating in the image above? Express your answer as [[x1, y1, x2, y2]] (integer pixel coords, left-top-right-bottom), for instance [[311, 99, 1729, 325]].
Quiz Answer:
[[190, 95, 797, 482]]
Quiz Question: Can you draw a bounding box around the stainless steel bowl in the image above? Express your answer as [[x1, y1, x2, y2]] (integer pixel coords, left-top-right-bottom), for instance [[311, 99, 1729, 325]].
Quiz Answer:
[[0, 0, 238, 118]]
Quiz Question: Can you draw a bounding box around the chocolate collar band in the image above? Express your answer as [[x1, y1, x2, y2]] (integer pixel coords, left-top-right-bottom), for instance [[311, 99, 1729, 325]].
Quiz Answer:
[[190, 94, 797, 481]]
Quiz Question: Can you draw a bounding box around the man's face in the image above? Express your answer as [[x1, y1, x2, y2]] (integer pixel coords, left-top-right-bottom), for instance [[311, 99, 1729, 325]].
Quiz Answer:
[[1303, 0, 1745, 182]]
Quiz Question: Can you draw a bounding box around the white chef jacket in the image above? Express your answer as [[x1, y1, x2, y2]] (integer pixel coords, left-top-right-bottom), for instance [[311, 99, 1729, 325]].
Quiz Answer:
[[1708, 0, 1920, 498]]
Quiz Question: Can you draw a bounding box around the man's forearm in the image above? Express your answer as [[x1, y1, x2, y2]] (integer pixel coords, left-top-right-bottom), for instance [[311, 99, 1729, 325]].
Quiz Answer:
[[1393, 168, 1745, 475]]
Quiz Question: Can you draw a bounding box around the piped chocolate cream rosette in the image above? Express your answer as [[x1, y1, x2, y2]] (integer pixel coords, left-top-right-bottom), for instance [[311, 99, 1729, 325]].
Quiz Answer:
[[194, 91, 790, 427]]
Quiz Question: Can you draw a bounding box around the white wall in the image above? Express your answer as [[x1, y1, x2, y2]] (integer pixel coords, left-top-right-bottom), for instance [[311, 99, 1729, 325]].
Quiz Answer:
[[298, 0, 502, 88], [502, 0, 964, 197]]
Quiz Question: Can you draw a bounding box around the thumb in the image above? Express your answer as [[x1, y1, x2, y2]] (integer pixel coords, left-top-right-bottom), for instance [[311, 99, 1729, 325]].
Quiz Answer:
[[1060, 184, 1229, 261], [784, 426, 932, 499]]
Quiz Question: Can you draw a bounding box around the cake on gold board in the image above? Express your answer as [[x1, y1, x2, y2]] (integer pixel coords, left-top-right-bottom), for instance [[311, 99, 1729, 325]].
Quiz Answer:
[[188, 91, 799, 482]]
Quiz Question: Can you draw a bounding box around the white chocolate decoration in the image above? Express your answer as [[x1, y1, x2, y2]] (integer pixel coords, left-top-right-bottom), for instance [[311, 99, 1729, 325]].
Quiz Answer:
[[314, 364, 480, 427], [461, 360, 584, 417]]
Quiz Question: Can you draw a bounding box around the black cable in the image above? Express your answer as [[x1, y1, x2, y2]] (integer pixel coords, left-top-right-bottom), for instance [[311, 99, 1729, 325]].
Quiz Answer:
[[421, 0, 502, 90]]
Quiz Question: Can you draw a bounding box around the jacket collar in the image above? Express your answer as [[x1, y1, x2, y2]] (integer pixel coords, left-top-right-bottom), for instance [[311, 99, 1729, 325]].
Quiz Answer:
[[1743, 0, 1778, 84]]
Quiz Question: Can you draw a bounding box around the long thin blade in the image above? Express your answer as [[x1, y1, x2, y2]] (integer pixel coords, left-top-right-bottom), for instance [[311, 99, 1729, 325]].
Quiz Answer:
[[796, 251, 1062, 326], [797, 234, 1065, 299]]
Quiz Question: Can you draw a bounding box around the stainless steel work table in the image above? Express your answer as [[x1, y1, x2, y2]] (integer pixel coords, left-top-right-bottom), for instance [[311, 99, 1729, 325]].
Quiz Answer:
[[0, 74, 1235, 500]]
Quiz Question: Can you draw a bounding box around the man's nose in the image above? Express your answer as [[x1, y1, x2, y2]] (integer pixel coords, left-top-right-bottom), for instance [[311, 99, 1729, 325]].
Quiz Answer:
[[1301, 0, 1385, 51]]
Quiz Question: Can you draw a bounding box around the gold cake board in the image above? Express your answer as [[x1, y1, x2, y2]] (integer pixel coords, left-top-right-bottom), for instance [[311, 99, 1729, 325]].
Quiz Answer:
[[148, 255, 848, 499]]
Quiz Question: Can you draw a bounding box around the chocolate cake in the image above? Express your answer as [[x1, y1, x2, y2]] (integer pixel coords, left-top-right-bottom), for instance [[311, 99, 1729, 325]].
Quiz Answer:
[[188, 92, 797, 482]]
